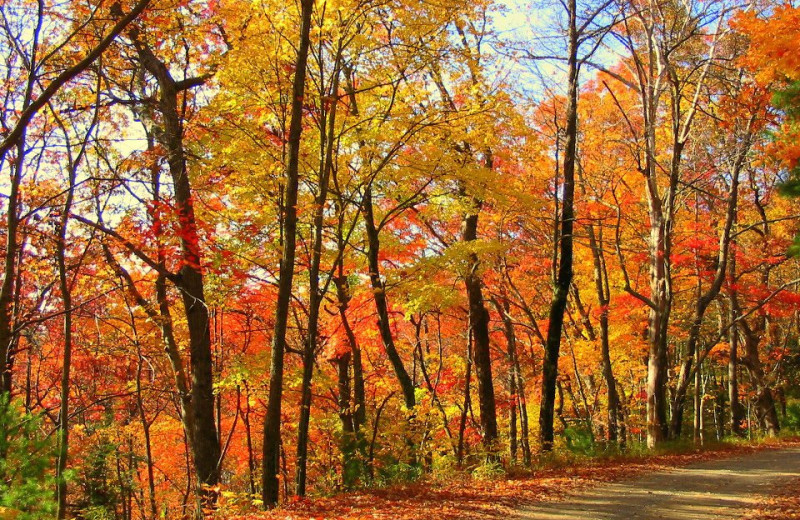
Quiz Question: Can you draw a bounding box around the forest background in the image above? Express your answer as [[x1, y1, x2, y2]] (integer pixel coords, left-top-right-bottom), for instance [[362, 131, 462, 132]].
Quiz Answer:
[[2, 0, 800, 518]]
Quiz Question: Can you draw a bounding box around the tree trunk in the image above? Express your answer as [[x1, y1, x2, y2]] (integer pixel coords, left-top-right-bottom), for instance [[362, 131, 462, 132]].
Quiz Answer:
[[644, 240, 671, 448], [335, 352, 359, 487], [743, 332, 780, 436], [693, 351, 702, 445], [734, 304, 780, 438], [55, 151, 77, 520], [334, 274, 366, 434], [515, 350, 532, 464], [0, 151, 20, 396], [0, 93, 32, 397], [242, 382, 257, 496], [539, 0, 577, 451], [135, 341, 159, 520], [462, 200, 498, 450], [295, 55, 340, 497], [728, 244, 745, 436], [414, 315, 455, 452], [133, 39, 221, 510], [668, 121, 748, 439], [363, 185, 416, 410], [644, 136, 686, 447], [262, 0, 314, 507], [457, 327, 472, 466], [492, 297, 518, 461], [333, 203, 367, 480], [585, 218, 621, 444]]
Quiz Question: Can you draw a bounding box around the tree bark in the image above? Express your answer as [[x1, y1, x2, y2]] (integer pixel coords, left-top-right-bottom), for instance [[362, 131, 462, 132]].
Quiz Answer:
[[728, 311, 745, 436], [693, 350, 703, 444], [0, 1, 44, 395], [728, 216, 745, 437], [333, 193, 367, 480], [462, 197, 498, 450], [295, 56, 340, 497], [55, 149, 76, 520], [334, 274, 366, 434], [667, 115, 751, 438], [539, 0, 578, 451], [262, 0, 314, 507], [581, 183, 622, 445], [133, 38, 221, 511], [363, 185, 416, 410], [496, 298, 518, 461], [457, 326, 473, 466], [740, 327, 780, 437]]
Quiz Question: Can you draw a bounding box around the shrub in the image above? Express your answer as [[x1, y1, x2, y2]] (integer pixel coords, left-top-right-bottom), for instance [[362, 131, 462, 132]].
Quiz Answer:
[[564, 426, 595, 455], [783, 401, 800, 432], [0, 396, 57, 520], [470, 459, 505, 481]]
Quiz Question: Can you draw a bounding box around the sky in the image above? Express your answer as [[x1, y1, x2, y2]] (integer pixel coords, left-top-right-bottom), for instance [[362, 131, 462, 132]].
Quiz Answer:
[[490, 0, 625, 102]]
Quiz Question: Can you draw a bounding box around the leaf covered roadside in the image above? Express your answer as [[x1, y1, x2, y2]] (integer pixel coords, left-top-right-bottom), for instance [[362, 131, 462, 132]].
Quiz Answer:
[[227, 440, 800, 520], [743, 471, 800, 520]]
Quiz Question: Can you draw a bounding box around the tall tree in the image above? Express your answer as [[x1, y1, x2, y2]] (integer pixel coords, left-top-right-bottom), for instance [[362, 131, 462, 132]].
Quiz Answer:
[[262, 0, 314, 508], [535, 0, 612, 452], [131, 34, 222, 510], [604, 0, 725, 446]]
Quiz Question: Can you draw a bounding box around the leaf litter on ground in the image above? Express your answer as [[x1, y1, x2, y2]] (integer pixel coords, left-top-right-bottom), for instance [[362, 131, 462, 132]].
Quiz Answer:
[[226, 438, 800, 520]]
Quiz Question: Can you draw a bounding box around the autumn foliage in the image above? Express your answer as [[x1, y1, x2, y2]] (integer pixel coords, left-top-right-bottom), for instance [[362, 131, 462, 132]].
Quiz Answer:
[[0, 0, 800, 518]]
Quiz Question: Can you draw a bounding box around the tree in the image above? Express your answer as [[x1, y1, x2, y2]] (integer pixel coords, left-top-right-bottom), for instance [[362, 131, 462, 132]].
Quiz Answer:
[[527, 0, 614, 452], [602, 0, 730, 447], [262, 0, 314, 508]]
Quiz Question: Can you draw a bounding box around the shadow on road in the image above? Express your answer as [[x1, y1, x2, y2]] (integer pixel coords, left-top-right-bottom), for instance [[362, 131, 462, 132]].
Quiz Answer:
[[518, 448, 800, 519]]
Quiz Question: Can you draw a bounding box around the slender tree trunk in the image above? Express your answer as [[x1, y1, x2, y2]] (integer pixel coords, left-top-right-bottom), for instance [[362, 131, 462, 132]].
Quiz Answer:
[[492, 297, 518, 461], [135, 344, 158, 519], [334, 274, 366, 433], [457, 327, 473, 466], [335, 352, 359, 487], [584, 218, 620, 444], [0, 1, 44, 397], [363, 186, 416, 409], [55, 161, 76, 520], [414, 316, 455, 449], [515, 351, 532, 465], [333, 204, 367, 476], [262, 0, 314, 507], [506, 309, 518, 461], [0, 156, 20, 397], [295, 313, 319, 496], [668, 123, 748, 439], [728, 244, 745, 436], [539, 0, 578, 451], [0, 109, 31, 399], [242, 382, 256, 496], [52, 95, 101, 516], [295, 56, 340, 497], [693, 350, 702, 444], [742, 332, 780, 436]]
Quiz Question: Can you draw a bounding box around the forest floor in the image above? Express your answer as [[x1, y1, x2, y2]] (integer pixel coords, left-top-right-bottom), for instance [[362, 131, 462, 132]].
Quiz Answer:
[[230, 439, 800, 519]]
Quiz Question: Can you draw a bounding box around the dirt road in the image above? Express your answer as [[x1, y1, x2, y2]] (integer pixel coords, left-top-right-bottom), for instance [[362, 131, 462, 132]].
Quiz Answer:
[[517, 447, 800, 519]]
